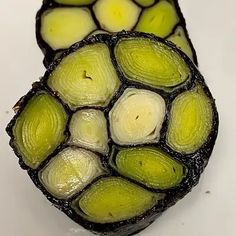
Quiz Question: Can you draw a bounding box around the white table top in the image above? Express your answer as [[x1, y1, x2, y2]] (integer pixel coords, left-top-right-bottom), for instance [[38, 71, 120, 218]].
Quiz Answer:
[[0, 0, 235, 235]]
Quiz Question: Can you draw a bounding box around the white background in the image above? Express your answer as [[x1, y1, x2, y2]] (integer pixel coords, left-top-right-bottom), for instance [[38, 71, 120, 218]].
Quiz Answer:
[[0, 0, 235, 235]]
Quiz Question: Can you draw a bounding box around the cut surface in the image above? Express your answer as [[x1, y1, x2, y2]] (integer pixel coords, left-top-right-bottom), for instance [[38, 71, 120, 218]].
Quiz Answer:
[[53, 0, 96, 5], [114, 147, 186, 189], [115, 38, 190, 90], [109, 88, 166, 145], [93, 0, 141, 32], [69, 109, 109, 154], [40, 147, 104, 199], [12, 92, 67, 169], [72, 177, 162, 223], [40, 8, 96, 50], [167, 86, 213, 154], [134, 0, 155, 7], [167, 26, 194, 61], [48, 43, 120, 109], [135, 0, 179, 38]]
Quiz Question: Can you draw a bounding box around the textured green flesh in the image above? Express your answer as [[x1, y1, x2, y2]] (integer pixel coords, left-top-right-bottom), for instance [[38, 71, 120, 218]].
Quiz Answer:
[[109, 88, 166, 145], [134, 0, 155, 7], [72, 177, 163, 223], [54, 0, 96, 5], [39, 0, 198, 68], [115, 38, 190, 90], [13, 92, 68, 169], [39, 147, 104, 199], [167, 86, 213, 154], [114, 147, 186, 190], [135, 0, 179, 38], [47, 43, 120, 109], [69, 109, 109, 154], [8, 31, 217, 235], [93, 0, 141, 32], [41, 8, 96, 50], [167, 26, 194, 61]]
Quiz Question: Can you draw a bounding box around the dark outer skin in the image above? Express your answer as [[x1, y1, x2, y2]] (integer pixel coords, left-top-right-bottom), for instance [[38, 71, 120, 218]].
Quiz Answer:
[[6, 32, 218, 236], [36, 0, 198, 67]]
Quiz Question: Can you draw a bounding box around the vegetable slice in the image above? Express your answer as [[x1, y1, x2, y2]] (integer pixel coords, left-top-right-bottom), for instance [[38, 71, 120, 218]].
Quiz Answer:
[[115, 37, 190, 90], [93, 0, 141, 32], [40, 7, 96, 50], [167, 86, 213, 154], [69, 109, 109, 154], [47, 43, 120, 109], [12, 92, 68, 169], [109, 88, 166, 145], [39, 147, 105, 199], [134, 0, 155, 7], [113, 147, 186, 190], [167, 26, 194, 61], [135, 0, 179, 38], [53, 0, 96, 5], [72, 177, 163, 223]]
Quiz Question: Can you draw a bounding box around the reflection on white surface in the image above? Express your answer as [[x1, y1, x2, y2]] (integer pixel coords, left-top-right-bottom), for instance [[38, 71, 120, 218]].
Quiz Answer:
[[67, 227, 92, 236], [0, 0, 235, 236]]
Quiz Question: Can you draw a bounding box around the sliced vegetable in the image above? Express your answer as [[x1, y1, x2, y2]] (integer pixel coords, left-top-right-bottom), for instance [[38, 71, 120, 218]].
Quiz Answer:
[[115, 37, 190, 90], [69, 109, 109, 154], [7, 32, 218, 236], [167, 26, 194, 61], [12, 92, 68, 169], [93, 0, 141, 32], [40, 7, 96, 50], [109, 88, 166, 145], [40, 147, 104, 199], [47, 43, 120, 109], [167, 86, 213, 154], [113, 147, 186, 189], [72, 177, 163, 223], [135, 0, 179, 37]]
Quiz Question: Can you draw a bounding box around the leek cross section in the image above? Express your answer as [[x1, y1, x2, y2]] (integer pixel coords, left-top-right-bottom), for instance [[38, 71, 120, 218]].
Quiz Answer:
[[7, 32, 218, 236], [37, 0, 198, 66]]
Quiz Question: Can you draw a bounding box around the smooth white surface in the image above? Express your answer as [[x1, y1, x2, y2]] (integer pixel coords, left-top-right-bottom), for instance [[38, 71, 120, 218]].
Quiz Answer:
[[0, 0, 235, 235]]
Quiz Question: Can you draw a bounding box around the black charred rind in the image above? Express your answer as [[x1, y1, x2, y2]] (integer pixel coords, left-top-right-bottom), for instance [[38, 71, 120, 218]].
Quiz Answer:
[[7, 32, 217, 236], [36, 0, 198, 67], [169, 0, 198, 65]]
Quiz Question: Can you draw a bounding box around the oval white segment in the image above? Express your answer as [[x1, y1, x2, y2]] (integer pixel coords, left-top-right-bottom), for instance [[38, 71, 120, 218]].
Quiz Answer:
[[39, 147, 105, 199], [109, 88, 166, 145]]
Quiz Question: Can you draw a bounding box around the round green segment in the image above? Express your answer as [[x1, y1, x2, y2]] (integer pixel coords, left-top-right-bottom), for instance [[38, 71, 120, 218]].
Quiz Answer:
[[167, 86, 213, 154], [13, 92, 68, 169], [115, 38, 190, 89], [53, 0, 96, 5], [41, 8, 96, 50], [72, 177, 162, 223], [109, 88, 166, 145], [69, 109, 109, 154], [167, 26, 194, 62], [134, 0, 155, 7], [93, 0, 141, 32], [39, 147, 105, 199], [114, 147, 186, 189], [47, 43, 120, 109], [135, 0, 179, 38]]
